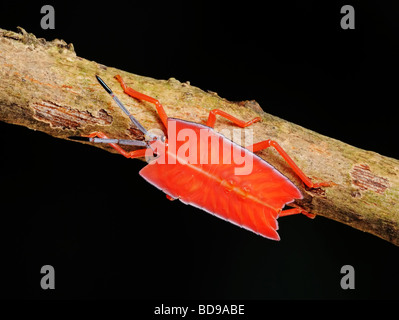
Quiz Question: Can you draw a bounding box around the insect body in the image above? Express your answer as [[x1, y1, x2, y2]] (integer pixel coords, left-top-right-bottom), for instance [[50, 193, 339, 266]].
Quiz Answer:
[[71, 75, 328, 241]]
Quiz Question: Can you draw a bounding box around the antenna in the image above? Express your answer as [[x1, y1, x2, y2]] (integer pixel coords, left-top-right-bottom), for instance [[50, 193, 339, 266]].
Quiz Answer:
[[96, 75, 154, 139], [69, 136, 147, 147]]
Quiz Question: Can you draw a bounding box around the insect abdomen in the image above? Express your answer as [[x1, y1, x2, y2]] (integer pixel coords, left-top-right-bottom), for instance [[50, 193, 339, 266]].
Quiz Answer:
[[139, 119, 302, 240]]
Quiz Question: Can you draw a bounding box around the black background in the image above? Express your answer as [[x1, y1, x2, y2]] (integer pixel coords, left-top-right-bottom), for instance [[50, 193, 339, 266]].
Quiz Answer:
[[0, 1, 399, 301]]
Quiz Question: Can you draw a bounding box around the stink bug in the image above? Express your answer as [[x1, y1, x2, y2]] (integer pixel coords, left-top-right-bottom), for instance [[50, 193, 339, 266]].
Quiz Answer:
[[71, 75, 329, 240]]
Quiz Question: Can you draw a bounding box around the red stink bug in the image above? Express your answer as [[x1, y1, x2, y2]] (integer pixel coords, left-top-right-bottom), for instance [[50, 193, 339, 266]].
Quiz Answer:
[[70, 75, 329, 240]]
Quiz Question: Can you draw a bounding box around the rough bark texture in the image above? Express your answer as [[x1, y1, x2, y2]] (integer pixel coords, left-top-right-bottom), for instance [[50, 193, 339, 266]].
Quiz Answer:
[[1, 27, 399, 246]]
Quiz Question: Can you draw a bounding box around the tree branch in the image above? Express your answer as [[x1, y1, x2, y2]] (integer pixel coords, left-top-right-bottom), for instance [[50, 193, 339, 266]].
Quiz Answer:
[[1, 27, 398, 245]]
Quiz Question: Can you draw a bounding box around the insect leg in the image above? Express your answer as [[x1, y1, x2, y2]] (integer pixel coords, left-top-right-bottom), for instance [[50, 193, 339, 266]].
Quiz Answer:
[[114, 75, 169, 129], [205, 109, 261, 128], [166, 194, 178, 201], [247, 139, 330, 189], [85, 131, 148, 159], [279, 208, 316, 219]]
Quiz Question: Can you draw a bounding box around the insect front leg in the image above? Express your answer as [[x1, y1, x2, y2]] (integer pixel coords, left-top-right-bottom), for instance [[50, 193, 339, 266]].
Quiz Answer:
[[246, 139, 331, 189], [114, 75, 169, 130]]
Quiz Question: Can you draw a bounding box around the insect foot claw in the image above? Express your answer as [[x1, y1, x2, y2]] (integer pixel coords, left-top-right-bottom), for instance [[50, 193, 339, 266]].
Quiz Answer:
[[306, 180, 336, 190], [279, 207, 316, 219], [302, 211, 316, 219], [166, 194, 177, 201], [312, 182, 333, 188]]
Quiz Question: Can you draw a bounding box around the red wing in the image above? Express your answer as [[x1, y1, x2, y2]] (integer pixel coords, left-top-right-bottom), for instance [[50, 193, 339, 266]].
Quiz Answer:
[[139, 119, 302, 240]]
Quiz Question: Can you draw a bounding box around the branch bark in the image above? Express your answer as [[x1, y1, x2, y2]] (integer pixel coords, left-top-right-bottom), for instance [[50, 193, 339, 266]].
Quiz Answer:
[[1, 27, 399, 245]]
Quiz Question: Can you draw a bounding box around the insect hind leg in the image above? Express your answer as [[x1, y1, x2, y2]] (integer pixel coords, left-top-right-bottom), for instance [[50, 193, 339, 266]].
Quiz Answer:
[[246, 139, 331, 189], [279, 208, 316, 219]]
